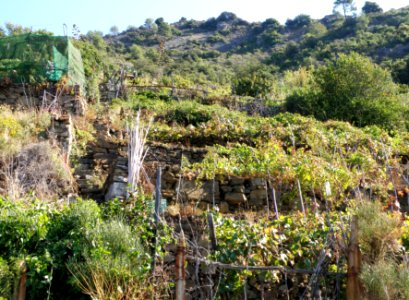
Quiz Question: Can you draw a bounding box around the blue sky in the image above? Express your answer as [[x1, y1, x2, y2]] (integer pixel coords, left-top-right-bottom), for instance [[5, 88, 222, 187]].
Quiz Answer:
[[1, 0, 408, 35]]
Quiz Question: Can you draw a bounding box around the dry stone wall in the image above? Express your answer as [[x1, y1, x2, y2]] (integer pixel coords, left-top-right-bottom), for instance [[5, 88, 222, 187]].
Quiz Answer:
[[0, 84, 86, 115]]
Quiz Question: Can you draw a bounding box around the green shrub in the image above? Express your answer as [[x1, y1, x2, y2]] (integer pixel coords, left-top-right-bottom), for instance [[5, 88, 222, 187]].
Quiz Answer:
[[355, 201, 401, 263], [0, 198, 161, 299], [361, 259, 399, 300], [165, 101, 212, 126], [0, 258, 12, 298], [285, 53, 406, 130]]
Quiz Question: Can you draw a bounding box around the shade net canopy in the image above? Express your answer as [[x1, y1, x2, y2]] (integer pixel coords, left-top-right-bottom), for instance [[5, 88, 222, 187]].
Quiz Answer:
[[0, 34, 86, 94]]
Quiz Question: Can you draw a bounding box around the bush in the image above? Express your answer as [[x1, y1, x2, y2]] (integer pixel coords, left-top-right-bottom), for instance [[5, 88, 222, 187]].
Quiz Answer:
[[0, 107, 50, 155], [67, 218, 150, 299], [360, 259, 398, 300], [0, 198, 158, 299], [356, 200, 409, 300], [285, 53, 406, 130], [355, 201, 401, 263], [164, 101, 212, 126], [1, 142, 72, 200], [0, 258, 12, 298]]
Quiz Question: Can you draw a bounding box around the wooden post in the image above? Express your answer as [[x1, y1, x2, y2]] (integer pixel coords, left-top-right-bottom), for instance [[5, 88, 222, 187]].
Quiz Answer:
[[207, 212, 217, 252], [151, 167, 162, 272], [175, 235, 186, 300], [13, 261, 26, 300], [264, 179, 270, 218], [272, 187, 279, 220], [347, 216, 362, 300], [297, 179, 306, 216]]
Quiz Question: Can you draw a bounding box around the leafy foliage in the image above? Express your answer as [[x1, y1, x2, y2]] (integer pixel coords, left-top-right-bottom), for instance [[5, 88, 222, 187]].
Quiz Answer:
[[211, 211, 345, 295], [0, 197, 171, 299], [286, 53, 407, 130]]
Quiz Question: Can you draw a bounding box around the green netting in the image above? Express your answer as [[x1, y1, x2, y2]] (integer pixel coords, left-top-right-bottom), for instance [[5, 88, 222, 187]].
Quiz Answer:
[[0, 33, 86, 95]]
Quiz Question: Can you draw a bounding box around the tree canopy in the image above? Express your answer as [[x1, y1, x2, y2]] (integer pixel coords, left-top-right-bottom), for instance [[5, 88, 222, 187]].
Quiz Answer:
[[362, 1, 383, 14], [334, 0, 357, 19], [286, 52, 407, 130]]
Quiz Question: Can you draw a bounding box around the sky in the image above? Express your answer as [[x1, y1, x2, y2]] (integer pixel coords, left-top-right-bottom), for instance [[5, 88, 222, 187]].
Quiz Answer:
[[1, 0, 408, 36]]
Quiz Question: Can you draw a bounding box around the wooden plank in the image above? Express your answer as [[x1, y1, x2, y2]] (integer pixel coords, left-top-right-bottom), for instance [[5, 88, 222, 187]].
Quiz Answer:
[[175, 235, 186, 300], [347, 216, 363, 300]]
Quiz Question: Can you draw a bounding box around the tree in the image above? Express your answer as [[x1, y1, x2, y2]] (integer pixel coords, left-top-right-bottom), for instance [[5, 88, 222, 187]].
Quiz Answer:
[[261, 18, 282, 31], [155, 18, 172, 37], [233, 65, 275, 98], [85, 31, 106, 50], [143, 18, 158, 32], [5, 23, 31, 35], [216, 12, 237, 22], [285, 14, 312, 30], [333, 0, 357, 19], [286, 53, 405, 129], [129, 44, 144, 60], [109, 25, 119, 35], [362, 1, 383, 14]]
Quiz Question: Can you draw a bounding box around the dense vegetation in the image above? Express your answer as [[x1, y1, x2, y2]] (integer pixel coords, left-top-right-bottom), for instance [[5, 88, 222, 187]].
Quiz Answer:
[[0, 2, 409, 299]]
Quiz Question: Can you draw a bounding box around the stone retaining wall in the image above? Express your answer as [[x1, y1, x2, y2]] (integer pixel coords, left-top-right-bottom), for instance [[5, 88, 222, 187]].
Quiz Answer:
[[0, 84, 86, 115]]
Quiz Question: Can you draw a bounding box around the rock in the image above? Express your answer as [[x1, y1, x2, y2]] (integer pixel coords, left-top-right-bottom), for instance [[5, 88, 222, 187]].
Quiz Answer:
[[96, 139, 118, 150], [184, 180, 220, 203], [167, 204, 180, 217], [249, 190, 267, 206], [171, 164, 180, 172], [232, 185, 245, 193], [219, 201, 230, 213], [113, 176, 128, 183], [225, 192, 247, 205], [230, 176, 244, 185], [105, 182, 127, 200], [92, 147, 108, 153], [162, 170, 178, 184], [220, 185, 233, 193], [181, 204, 194, 216], [251, 178, 266, 189]]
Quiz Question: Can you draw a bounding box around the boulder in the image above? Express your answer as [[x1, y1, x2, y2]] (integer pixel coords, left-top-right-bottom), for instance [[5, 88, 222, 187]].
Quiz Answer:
[[251, 178, 266, 189], [232, 185, 245, 193], [219, 201, 230, 213], [184, 180, 220, 203], [225, 192, 247, 205], [105, 181, 127, 200], [230, 176, 245, 185], [249, 189, 267, 206]]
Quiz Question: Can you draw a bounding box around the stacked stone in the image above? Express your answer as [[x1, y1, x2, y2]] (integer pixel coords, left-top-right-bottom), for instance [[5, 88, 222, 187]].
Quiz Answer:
[[48, 114, 73, 161], [104, 156, 128, 201], [59, 95, 87, 116], [73, 122, 124, 201], [0, 85, 40, 107], [0, 84, 86, 115]]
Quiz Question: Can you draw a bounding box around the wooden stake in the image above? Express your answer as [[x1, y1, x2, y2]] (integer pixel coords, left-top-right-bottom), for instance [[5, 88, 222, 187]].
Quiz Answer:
[[264, 179, 270, 218], [13, 260, 26, 300], [347, 216, 363, 300], [175, 235, 186, 300], [272, 187, 279, 220], [151, 167, 162, 272], [297, 179, 306, 216], [207, 212, 217, 252]]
